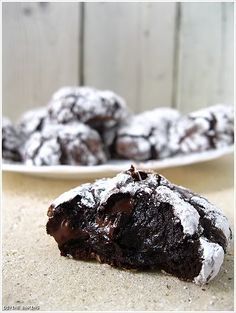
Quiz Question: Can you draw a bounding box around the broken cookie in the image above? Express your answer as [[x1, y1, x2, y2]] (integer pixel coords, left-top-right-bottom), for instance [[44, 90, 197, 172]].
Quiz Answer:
[[46, 166, 231, 285]]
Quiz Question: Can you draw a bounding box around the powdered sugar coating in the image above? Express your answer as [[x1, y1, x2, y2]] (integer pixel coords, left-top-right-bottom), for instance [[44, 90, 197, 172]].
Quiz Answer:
[[18, 107, 48, 137], [49, 86, 128, 126], [190, 196, 231, 244], [2, 117, 23, 162], [49, 168, 231, 284], [52, 183, 92, 209], [23, 123, 107, 166], [51, 172, 132, 209], [49, 86, 129, 150], [116, 108, 180, 160], [24, 133, 61, 166], [3, 91, 234, 168], [49, 168, 230, 284], [169, 104, 234, 155], [52, 86, 97, 101], [194, 237, 224, 285], [156, 186, 200, 235]]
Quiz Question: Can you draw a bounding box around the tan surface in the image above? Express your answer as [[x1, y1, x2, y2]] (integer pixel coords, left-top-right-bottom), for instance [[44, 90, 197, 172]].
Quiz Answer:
[[2, 155, 234, 311]]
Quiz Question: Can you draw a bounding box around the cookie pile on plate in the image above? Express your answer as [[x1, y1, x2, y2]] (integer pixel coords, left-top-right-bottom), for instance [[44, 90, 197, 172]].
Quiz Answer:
[[2, 86, 234, 166]]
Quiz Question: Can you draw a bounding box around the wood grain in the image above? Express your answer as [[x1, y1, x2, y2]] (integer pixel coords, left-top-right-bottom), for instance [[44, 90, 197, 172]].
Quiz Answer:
[[2, 2, 80, 121], [175, 2, 223, 113], [84, 2, 176, 113], [220, 2, 234, 105], [2, 2, 233, 119]]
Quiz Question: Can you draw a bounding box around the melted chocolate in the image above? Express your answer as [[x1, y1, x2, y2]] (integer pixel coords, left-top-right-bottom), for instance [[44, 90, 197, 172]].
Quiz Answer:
[[106, 197, 133, 215], [47, 216, 89, 247], [46, 166, 230, 284], [127, 165, 148, 181]]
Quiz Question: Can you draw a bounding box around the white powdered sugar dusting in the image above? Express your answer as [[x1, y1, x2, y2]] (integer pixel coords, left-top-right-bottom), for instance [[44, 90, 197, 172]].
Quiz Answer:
[[194, 237, 224, 285], [169, 104, 234, 155], [98, 90, 127, 117], [24, 123, 106, 166], [52, 184, 90, 209], [169, 116, 211, 154], [156, 186, 200, 235], [18, 107, 47, 136], [52, 86, 97, 101], [116, 108, 180, 160], [80, 189, 96, 208], [191, 196, 231, 244], [95, 172, 137, 205], [116, 136, 151, 161], [50, 171, 230, 245], [49, 169, 231, 285], [25, 137, 61, 166], [51, 173, 131, 209], [49, 86, 128, 124], [118, 108, 180, 137], [2, 117, 12, 128]]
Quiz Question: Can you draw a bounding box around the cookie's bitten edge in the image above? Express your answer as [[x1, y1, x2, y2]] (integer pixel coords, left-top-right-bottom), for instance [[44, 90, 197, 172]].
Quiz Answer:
[[46, 167, 231, 285], [193, 237, 225, 285]]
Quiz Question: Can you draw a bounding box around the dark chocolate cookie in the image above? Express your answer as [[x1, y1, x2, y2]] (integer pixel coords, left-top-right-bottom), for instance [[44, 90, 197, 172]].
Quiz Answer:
[[115, 108, 180, 160], [2, 117, 22, 162], [48, 86, 128, 147], [169, 104, 234, 155], [17, 107, 48, 138], [23, 123, 107, 166], [46, 166, 231, 285]]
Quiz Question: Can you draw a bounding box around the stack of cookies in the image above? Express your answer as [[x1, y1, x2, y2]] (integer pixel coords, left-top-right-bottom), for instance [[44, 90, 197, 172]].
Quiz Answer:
[[2, 86, 234, 165]]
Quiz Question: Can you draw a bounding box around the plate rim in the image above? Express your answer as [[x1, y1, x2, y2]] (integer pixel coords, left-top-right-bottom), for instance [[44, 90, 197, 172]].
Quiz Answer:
[[2, 145, 234, 177]]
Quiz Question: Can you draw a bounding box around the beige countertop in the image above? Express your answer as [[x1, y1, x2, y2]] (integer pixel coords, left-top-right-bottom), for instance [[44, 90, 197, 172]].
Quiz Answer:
[[2, 154, 234, 311]]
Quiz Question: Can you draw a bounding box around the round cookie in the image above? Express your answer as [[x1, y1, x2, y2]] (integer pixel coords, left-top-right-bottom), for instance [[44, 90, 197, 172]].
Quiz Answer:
[[23, 123, 107, 166], [48, 86, 128, 125], [46, 166, 231, 285], [48, 86, 129, 147], [169, 104, 234, 155], [2, 117, 22, 162], [17, 107, 48, 138], [115, 108, 180, 160]]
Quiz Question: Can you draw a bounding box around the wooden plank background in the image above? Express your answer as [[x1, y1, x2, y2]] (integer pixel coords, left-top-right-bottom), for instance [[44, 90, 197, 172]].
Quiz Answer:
[[2, 2, 234, 121], [84, 2, 176, 112], [3, 2, 80, 120]]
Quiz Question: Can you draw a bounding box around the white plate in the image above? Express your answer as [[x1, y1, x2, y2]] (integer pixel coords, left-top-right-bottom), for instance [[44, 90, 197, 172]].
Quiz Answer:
[[2, 145, 234, 179]]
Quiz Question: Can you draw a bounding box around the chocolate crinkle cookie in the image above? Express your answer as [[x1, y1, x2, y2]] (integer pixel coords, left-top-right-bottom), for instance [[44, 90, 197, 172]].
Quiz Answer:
[[2, 86, 234, 166], [169, 104, 234, 155], [17, 107, 48, 138], [46, 166, 231, 285], [2, 117, 23, 162], [23, 123, 107, 166], [115, 108, 180, 160], [48, 86, 129, 147]]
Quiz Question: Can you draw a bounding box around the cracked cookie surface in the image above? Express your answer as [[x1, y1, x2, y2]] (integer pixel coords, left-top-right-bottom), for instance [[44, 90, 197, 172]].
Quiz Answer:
[[115, 108, 180, 160], [23, 123, 107, 166], [169, 104, 234, 155], [2, 117, 23, 162], [48, 86, 128, 149], [46, 166, 231, 285]]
